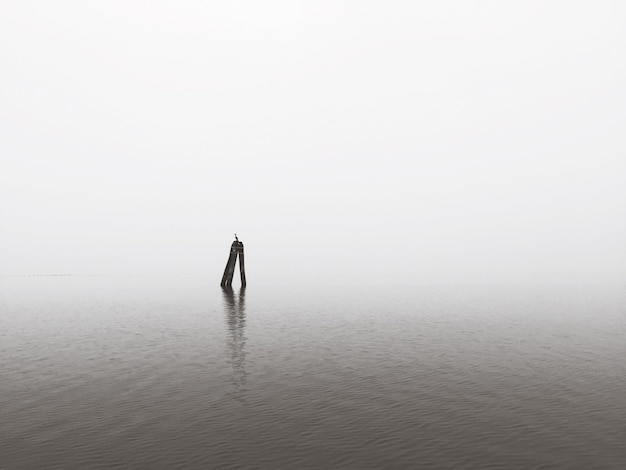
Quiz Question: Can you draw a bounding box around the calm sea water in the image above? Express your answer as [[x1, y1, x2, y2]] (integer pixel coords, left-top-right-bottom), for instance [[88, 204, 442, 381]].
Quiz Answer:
[[1, 277, 625, 469]]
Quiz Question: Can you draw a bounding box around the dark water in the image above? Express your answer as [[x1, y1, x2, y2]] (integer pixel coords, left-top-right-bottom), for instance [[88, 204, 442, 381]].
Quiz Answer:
[[1, 277, 625, 469]]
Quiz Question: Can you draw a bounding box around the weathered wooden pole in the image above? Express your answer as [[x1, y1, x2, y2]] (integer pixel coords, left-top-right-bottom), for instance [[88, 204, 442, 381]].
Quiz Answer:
[[220, 249, 237, 287], [220, 237, 246, 287], [238, 250, 246, 287]]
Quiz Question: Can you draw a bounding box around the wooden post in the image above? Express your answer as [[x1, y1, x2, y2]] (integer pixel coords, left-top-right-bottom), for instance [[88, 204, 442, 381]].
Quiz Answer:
[[238, 251, 246, 287], [220, 250, 237, 287], [221, 238, 246, 287]]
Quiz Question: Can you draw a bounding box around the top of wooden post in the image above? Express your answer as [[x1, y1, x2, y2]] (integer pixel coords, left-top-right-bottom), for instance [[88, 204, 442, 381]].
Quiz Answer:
[[231, 240, 244, 253]]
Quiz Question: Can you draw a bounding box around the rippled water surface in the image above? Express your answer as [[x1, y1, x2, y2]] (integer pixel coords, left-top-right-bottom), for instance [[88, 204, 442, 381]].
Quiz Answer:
[[1, 277, 625, 469]]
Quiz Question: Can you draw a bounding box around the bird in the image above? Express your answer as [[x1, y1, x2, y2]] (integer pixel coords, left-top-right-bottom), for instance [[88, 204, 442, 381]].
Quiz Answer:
[[234, 233, 239, 242]]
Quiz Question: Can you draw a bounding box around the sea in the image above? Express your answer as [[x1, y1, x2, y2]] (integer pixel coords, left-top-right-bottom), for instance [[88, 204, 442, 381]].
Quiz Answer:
[[1, 276, 625, 469]]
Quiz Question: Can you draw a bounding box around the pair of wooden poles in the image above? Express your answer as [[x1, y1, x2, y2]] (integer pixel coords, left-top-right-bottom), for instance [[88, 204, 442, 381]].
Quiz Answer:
[[220, 238, 246, 288]]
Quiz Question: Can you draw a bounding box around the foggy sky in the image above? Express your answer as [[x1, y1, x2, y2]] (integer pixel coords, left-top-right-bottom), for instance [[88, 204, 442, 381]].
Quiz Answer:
[[1, 1, 625, 285]]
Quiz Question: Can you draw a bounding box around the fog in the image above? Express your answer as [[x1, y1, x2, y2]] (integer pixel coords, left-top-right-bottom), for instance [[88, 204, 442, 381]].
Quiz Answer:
[[1, 1, 625, 286]]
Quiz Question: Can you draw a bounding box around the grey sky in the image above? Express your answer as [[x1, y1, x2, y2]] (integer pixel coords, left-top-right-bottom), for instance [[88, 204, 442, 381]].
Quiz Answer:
[[1, 1, 625, 285]]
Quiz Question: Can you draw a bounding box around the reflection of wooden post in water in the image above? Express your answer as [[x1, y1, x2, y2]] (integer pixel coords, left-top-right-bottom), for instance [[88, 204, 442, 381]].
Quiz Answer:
[[221, 286, 247, 397], [220, 237, 246, 288]]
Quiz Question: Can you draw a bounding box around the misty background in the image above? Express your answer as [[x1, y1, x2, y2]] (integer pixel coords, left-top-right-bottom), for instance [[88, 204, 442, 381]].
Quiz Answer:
[[1, 1, 625, 286]]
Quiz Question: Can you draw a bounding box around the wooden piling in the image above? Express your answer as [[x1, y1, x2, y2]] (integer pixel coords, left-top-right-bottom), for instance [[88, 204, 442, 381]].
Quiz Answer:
[[220, 251, 237, 287], [238, 251, 246, 287], [220, 239, 246, 287]]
